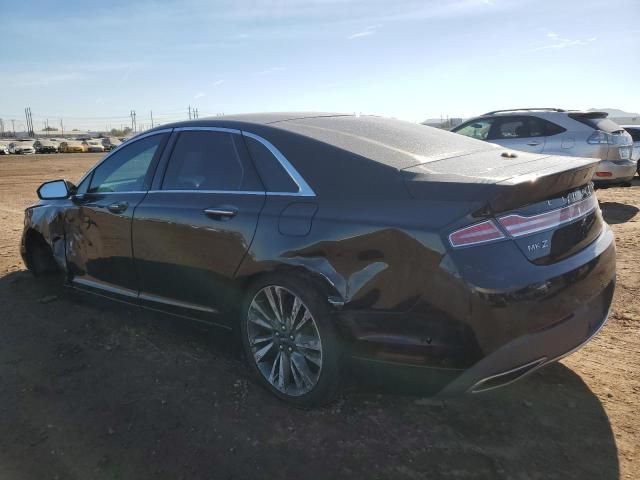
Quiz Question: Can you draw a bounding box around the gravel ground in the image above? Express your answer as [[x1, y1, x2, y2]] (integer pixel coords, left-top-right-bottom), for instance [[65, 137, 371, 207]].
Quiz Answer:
[[0, 153, 637, 479]]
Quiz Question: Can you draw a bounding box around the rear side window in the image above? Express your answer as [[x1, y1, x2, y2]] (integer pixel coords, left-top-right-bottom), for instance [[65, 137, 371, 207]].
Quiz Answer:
[[162, 131, 262, 192], [569, 113, 622, 133], [625, 128, 640, 142], [543, 120, 566, 136], [243, 135, 298, 193], [453, 118, 493, 140], [491, 116, 550, 139]]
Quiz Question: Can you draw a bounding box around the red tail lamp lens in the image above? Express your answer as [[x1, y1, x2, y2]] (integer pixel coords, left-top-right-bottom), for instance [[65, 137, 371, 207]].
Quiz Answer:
[[449, 220, 505, 248]]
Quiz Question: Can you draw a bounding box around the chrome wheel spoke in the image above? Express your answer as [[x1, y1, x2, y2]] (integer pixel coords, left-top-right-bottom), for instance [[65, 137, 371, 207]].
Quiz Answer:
[[248, 312, 273, 331], [269, 351, 281, 384], [289, 296, 302, 330], [296, 334, 321, 352], [249, 302, 275, 330], [264, 288, 283, 323], [289, 355, 304, 390], [254, 341, 274, 363], [302, 351, 322, 368], [291, 352, 315, 389], [251, 335, 272, 346], [293, 310, 311, 333]]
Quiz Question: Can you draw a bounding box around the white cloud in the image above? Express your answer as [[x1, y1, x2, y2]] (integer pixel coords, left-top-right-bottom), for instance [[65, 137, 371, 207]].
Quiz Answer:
[[194, 92, 206, 99], [212, 79, 225, 86], [348, 24, 380, 40], [533, 34, 597, 50]]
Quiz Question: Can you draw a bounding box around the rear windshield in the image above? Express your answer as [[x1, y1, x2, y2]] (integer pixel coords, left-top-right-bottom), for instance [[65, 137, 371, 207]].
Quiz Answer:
[[569, 113, 622, 133], [624, 128, 640, 142]]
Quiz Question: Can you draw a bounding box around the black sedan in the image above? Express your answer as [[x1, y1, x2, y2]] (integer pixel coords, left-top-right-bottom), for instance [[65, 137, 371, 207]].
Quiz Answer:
[[22, 113, 615, 406]]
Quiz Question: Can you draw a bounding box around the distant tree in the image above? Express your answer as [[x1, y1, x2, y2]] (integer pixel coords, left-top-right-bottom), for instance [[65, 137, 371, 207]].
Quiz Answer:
[[43, 126, 58, 131], [110, 127, 133, 137]]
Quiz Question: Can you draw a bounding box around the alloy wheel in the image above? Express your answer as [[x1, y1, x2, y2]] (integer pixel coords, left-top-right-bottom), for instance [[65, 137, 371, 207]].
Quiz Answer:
[[246, 285, 323, 396]]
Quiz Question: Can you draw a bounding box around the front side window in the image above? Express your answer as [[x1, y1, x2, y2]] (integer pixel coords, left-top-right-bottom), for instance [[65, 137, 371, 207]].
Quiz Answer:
[[88, 134, 165, 193], [162, 131, 262, 191], [453, 118, 494, 140]]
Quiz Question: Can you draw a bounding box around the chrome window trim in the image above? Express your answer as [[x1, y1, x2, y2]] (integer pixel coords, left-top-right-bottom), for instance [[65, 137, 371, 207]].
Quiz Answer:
[[76, 129, 173, 186], [174, 126, 241, 135], [82, 190, 148, 195], [148, 189, 265, 195], [241, 131, 316, 197]]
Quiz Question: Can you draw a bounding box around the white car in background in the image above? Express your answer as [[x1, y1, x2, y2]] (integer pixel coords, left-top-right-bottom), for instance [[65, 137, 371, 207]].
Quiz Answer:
[[83, 139, 105, 152], [451, 108, 635, 186], [620, 125, 640, 176], [8, 141, 35, 155], [0, 143, 9, 155]]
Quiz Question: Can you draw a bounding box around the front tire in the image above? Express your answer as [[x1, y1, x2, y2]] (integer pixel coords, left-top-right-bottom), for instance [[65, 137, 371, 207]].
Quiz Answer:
[[240, 274, 342, 407]]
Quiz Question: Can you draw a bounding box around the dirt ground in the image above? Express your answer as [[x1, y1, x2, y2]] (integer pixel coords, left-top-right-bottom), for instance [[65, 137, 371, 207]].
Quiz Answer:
[[0, 153, 637, 480]]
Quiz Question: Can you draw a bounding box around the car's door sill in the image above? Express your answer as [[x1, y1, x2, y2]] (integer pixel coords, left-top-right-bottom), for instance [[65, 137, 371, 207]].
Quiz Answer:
[[68, 277, 231, 330]]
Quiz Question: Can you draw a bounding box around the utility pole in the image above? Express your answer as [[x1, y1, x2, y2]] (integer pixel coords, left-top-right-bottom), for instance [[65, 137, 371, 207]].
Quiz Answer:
[[130, 110, 137, 133], [11, 119, 16, 136], [150, 110, 154, 128], [60, 119, 64, 137], [0, 119, 4, 138], [188, 105, 192, 120], [194, 108, 199, 119]]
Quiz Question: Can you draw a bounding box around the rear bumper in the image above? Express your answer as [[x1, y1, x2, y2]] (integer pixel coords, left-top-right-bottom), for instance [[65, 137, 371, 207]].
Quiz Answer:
[[593, 160, 636, 184], [438, 278, 613, 395]]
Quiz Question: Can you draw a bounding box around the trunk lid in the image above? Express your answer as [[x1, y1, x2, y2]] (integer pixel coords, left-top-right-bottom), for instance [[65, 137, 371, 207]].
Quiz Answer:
[[402, 148, 602, 264]]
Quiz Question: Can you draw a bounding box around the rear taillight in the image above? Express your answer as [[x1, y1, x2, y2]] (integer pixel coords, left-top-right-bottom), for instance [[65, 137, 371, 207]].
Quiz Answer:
[[595, 172, 612, 177], [449, 220, 505, 248], [587, 130, 614, 145], [497, 194, 598, 238], [449, 194, 599, 248]]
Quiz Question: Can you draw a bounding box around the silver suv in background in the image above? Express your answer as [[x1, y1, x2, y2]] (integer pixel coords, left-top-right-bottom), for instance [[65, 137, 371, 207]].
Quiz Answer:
[[620, 125, 640, 176], [451, 108, 635, 187]]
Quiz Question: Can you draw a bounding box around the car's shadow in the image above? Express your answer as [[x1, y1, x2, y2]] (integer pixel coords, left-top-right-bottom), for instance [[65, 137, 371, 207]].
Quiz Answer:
[[0, 270, 619, 479], [600, 201, 639, 224]]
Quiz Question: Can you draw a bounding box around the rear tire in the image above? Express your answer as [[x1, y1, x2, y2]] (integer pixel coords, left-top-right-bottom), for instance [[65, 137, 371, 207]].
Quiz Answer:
[[240, 273, 342, 407]]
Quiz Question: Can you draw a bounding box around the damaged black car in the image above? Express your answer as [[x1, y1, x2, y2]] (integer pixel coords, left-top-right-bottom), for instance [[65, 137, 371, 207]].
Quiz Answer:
[[22, 113, 616, 406]]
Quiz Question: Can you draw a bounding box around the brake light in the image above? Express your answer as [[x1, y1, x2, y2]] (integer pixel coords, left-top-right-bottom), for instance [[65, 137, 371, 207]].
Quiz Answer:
[[497, 194, 598, 238], [449, 220, 505, 248], [587, 130, 614, 145], [595, 172, 612, 177]]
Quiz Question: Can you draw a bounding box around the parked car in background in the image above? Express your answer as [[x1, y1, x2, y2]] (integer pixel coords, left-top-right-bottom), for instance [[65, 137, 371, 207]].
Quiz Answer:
[[58, 141, 86, 153], [34, 140, 59, 154], [451, 109, 635, 187], [621, 125, 640, 176], [8, 141, 35, 154], [101, 137, 122, 151], [0, 143, 9, 155], [22, 113, 615, 406], [83, 139, 105, 152]]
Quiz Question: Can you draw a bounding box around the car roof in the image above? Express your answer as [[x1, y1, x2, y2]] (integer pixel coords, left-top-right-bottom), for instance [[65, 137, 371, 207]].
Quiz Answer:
[[151, 112, 490, 170]]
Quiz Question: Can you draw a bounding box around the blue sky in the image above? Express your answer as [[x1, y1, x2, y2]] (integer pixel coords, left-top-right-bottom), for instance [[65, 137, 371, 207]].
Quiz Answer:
[[1, 0, 639, 130]]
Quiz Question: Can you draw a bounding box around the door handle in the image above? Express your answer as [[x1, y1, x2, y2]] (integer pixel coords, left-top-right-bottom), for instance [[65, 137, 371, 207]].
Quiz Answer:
[[527, 141, 541, 146], [204, 207, 237, 220], [107, 201, 129, 214]]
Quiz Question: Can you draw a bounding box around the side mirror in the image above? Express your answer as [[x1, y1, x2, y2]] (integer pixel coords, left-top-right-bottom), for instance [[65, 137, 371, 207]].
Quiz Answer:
[[37, 179, 73, 200]]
